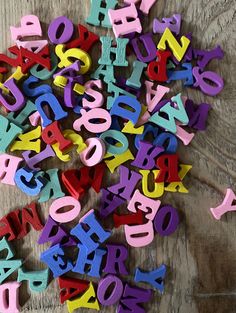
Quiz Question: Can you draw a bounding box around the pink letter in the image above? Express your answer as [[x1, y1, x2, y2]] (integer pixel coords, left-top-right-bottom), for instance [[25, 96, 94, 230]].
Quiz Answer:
[[49, 196, 81, 223], [176, 124, 195, 145], [145, 81, 169, 113], [0, 281, 21, 313], [128, 189, 160, 220], [83, 80, 104, 109], [210, 189, 236, 220], [108, 4, 142, 38], [124, 0, 157, 15], [80, 138, 106, 167], [0, 154, 22, 185], [16, 39, 48, 54], [10, 15, 42, 41], [124, 221, 154, 247], [73, 108, 111, 133]]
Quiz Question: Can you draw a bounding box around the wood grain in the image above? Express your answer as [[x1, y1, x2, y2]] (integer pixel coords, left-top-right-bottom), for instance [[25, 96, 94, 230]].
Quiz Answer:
[[0, 0, 235, 312]]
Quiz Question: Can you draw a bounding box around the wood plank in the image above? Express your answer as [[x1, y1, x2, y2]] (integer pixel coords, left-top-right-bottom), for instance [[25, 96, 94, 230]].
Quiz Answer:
[[0, 0, 235, 312]]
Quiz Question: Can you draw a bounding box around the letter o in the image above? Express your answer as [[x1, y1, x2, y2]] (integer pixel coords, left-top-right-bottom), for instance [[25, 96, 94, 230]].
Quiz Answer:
[[100, 130, 128, 155], [49, 196, 81, 223], [48, 16, 73, 44], [153, 205, 179, 236], [97, 275, 123, 306], [80, 138, 105, 167]]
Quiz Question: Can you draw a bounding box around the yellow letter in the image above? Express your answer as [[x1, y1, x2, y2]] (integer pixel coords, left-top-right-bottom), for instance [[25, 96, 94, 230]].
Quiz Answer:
[[165, 164, 192, 193], [122, 121, 144, 134], [67, 282, 100, 313], [104, 149, 134, 173], [10, 126, 41, 153], [140, 169, 164, 198], [55, 44, 92, 74], [52, 129, 86, 162], [157, 28, 190, 62]]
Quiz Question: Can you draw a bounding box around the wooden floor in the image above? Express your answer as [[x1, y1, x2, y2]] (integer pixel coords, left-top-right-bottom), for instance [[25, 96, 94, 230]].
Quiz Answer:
[[0, 0, 235, 312]]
